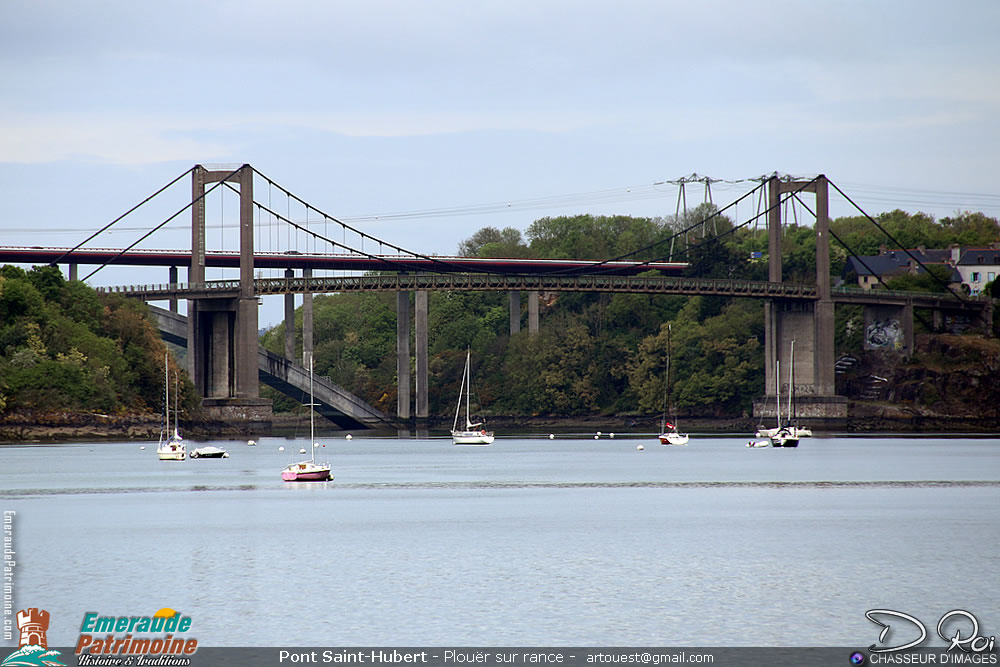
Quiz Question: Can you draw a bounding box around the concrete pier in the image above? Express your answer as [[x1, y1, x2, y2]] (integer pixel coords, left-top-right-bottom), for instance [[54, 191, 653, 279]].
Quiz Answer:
[[397, 290, 411, 420], [509, 291, 520, 334], [302, 267, 313, 367], [284, 268, 295, 360], [415, 290, 428, 418], [528, 290, 539, 334]]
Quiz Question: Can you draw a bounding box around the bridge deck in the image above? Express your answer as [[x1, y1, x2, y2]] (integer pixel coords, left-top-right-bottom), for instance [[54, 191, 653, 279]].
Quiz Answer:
[[112, 275, 991, 311]]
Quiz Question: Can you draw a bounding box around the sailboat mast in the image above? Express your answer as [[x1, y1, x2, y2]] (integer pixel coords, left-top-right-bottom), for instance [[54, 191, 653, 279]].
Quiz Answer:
[[162, 352, 168, 444], [452, 352, 466, 432], [173, 370, 179, 436], [775, 359, 781, 427], [309, 354, 316, 464], [667, 323, 673, 427], [661, 355, 669, 432], [465, 349, 472, 429]]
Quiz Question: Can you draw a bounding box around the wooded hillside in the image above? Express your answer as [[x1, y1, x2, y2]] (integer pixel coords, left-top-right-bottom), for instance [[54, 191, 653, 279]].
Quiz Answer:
[[261, 207, 1000, 419]]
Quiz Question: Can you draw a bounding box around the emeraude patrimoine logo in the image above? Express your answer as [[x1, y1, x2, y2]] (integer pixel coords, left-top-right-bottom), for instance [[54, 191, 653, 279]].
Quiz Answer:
[[2, 607, 64, 667], [75, 608, 198, 660]]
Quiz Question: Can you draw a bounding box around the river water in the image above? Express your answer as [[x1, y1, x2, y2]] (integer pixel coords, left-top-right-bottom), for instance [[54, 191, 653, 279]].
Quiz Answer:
[[1, 433, 998, 648]]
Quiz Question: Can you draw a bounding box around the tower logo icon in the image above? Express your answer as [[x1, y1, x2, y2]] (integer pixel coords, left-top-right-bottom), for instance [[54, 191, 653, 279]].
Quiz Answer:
[[1, 608, 63, 666]]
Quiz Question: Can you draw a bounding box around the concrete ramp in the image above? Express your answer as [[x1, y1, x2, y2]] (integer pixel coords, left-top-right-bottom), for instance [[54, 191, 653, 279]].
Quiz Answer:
[[148, 305, 392, 429]]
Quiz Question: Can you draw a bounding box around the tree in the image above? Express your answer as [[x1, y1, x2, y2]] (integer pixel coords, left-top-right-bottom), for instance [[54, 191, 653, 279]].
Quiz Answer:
[[941, 212, 1000, 246], [884, 264, 955, 293], [457, 227, 530, 258]]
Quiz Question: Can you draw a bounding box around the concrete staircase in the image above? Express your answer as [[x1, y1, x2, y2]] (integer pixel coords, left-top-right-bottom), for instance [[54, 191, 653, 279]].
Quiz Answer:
[[147, 305, 392, 429]]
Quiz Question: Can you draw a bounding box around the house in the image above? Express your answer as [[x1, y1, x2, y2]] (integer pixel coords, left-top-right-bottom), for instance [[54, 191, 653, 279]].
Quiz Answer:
[[842, 246, 962, 290], [842, 244, 1000, 295], [952, 247, 1000, 296]]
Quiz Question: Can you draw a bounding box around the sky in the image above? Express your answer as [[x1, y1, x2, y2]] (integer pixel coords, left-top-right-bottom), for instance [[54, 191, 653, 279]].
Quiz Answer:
[[2, 0, 999, 325]]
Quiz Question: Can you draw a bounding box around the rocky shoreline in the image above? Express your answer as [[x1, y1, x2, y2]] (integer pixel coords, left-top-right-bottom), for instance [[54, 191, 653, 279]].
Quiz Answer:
[[2, 404, 997, 443]]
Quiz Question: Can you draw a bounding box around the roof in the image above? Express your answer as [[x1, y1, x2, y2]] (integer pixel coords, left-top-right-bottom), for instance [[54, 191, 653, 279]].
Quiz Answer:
[[843, 252, 962, 283], [956, 248, 1000, 266]]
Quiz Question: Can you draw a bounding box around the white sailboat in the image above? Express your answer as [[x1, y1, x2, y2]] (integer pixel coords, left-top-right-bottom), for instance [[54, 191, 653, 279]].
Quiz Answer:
[[156, 352, 185, 461], [658, 325, 689, 446], [784, 340, 812, 439], [770, 344, 799, 448], [754, 358, 781, 440], [281, 356, 333, 481], [452, 349, 494, 445]]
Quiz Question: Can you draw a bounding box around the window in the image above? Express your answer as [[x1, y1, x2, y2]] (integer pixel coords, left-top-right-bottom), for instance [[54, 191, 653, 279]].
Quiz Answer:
[[972, 272, 981, 282], [989, 272, 996, 282]]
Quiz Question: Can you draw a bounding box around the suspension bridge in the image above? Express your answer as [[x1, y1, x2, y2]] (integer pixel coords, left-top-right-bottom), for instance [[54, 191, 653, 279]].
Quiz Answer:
[[6, 164, 991, 429]]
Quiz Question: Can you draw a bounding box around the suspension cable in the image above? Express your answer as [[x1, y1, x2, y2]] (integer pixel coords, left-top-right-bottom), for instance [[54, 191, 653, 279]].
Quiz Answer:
[[251, 167, 475, 274], [50, 167, 195, 267], [827, 180, 967, 303], [82, 166, 242, 281]]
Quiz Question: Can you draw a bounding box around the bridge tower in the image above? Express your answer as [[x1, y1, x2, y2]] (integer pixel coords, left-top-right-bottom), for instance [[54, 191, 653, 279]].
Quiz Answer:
[[759, 175, 847, 421], [188, 164, 271, 423]]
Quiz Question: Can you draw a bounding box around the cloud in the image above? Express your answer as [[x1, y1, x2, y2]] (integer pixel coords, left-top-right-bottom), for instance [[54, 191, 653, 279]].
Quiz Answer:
[[0, 109, 606, 165], [0, 113, 233, 165]]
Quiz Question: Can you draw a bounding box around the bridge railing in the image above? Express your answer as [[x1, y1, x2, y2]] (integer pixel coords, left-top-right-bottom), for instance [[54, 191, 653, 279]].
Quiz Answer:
[[832, 285, 992, 307], [98, 275, 993, 309], [98, 274, 821, 299]]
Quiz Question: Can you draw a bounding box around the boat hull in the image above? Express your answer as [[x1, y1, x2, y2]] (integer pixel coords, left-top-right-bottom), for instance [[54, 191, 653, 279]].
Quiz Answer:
[[770, 430, 800, 447], [658, 433, 689, 446], [190, 447, 229, 459], [452, 430, 494, 445], [281, 461, 332, 481], [156, 438, 186, 460]]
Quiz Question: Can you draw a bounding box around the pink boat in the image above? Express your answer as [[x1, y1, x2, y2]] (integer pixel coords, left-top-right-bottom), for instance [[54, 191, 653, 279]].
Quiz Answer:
[[281, 459, 332, 482], [281, 356, 333, 483]]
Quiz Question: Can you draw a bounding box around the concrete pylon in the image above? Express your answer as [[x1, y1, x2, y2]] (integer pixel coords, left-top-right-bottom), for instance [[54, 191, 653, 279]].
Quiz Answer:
[[415, 290, 428, 418], [188, 164, 271, 424], [509, 291, 521, 334], [397, 290, 411, 420], [527, 290, 539, 334], [284, 268, 295, 360], [758, 174, 845, 422], [302, 267, 313, 367]]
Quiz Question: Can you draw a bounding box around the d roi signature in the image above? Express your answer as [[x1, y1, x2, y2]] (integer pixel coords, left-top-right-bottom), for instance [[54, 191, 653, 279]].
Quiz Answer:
[[866, 609, 996, 654]]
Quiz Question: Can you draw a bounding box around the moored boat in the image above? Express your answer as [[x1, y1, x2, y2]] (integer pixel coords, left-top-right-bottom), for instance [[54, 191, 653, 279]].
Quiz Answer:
[[281, 356, 332, 482], [451, 349, 494, 445], [190, 446, 229, 459], [657, 324, 688, 446], [156, 353, 186, 461]]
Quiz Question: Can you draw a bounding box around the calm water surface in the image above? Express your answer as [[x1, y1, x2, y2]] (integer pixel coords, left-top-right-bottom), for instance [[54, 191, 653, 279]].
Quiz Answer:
[[1, 433, 998, 647]]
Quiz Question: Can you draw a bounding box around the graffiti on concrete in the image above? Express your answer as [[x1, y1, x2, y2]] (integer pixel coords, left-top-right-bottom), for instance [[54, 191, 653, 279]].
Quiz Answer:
[[866, 319, 902, 350]]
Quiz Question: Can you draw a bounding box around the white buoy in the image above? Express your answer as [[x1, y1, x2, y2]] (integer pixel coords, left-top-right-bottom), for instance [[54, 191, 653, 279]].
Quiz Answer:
[[313, 442, 320, 448], [299, 448, 307, 454], [609, 433, 615, 439], [346, 434, 353, 440], [247, 440, 256, 446], [594, 435, 599, 439], [637, 444, 644, 451], [140, 446, 145, 450], [278, 446, 285, 452], [597, 431, 602, 436], [548, 434, 555, 440]]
